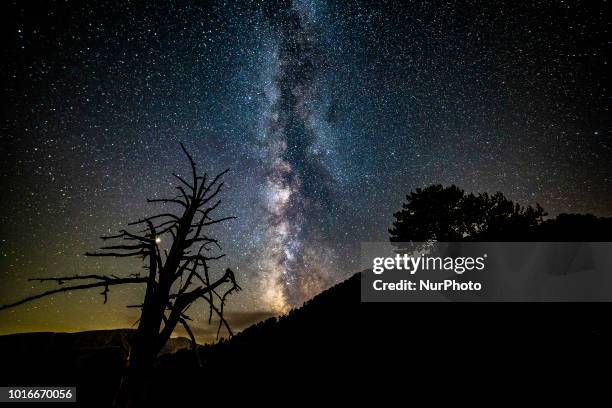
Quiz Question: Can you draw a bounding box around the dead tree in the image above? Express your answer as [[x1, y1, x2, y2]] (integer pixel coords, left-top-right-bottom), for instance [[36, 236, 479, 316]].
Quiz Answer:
[[0, 144, 241, 407]]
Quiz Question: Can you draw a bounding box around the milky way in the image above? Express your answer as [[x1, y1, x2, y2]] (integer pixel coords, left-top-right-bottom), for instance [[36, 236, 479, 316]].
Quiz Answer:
[[259, 2, 337, 312]]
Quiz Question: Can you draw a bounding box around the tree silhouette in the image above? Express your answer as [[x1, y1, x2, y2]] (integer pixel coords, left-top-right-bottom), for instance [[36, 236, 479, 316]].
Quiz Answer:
[[389, 184, 546, 243], [390, 184, 612, 243], [0, 144, 241, 408]]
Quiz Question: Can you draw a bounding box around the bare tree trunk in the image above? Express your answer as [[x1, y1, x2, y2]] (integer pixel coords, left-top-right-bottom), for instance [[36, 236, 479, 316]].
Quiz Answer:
[[114, 295, 166, 407], [113, 240, 165, 407], [114, 334, 157, 408]]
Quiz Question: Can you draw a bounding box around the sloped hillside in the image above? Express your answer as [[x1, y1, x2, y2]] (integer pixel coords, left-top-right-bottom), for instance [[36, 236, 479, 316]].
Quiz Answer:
[[0, 272, 609, 406]]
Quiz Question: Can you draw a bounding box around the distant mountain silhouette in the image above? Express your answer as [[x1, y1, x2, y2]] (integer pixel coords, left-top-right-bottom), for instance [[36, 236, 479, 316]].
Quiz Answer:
[[0, 329, 192, 406], [0, 329, 191, 359]]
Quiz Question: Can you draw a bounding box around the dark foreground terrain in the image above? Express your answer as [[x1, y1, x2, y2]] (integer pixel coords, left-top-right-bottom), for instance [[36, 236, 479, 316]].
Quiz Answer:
[[1, 273, 609, 406]]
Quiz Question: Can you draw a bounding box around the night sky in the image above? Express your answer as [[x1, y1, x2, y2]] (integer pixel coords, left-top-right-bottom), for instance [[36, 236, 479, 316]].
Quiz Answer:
[[1, 0, 610, 341]]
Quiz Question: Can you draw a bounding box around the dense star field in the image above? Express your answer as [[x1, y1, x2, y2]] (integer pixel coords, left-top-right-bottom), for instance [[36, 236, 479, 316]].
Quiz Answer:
[[1, 0, 610, 340]]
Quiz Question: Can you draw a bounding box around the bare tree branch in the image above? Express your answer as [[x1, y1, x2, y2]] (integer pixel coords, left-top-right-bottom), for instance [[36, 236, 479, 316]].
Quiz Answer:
[[146, 198, 188, 208], [179, 142, 198, 191], [0, 277, 148, 311], [173, 173, 194, 192], [179, 317, 202, 368], [28, 274, 137, 284]]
